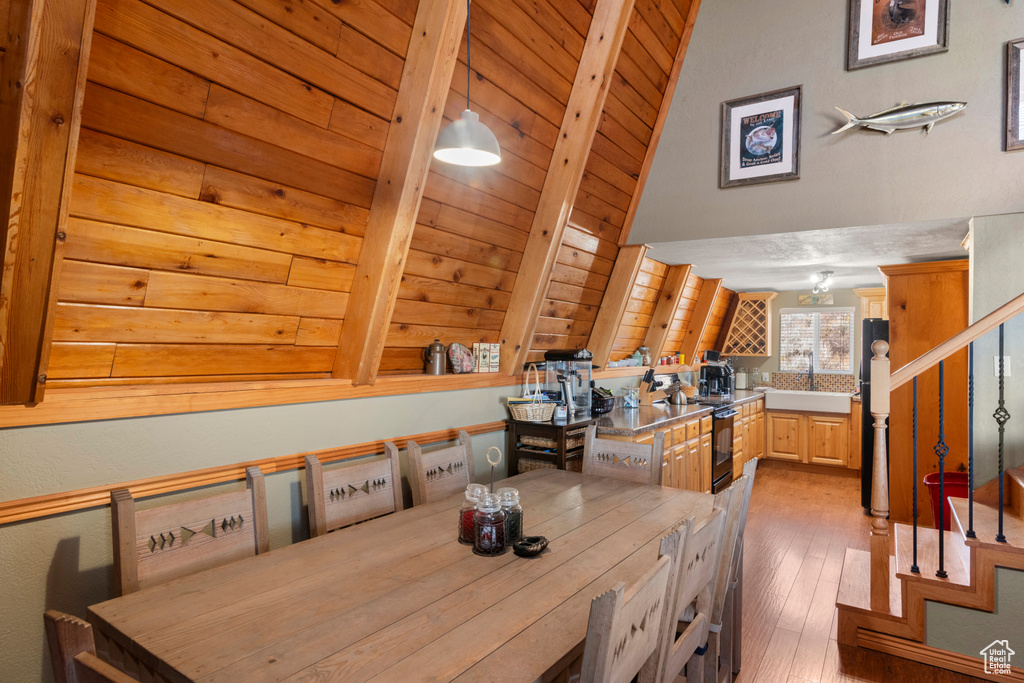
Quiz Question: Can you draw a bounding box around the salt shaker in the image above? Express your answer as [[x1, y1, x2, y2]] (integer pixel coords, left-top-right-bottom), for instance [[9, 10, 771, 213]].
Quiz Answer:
[[473, 492, 506, 556], [458, 483, 487, 544], [497, 487, 523, 544]]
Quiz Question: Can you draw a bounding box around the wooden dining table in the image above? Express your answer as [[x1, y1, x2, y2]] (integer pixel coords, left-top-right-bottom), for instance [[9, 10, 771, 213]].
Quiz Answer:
[[88, 468, 716, 682]]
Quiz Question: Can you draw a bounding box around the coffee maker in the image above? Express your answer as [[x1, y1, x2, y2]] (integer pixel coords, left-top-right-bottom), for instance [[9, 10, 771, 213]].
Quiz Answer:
[[699, 351, 734, 396]]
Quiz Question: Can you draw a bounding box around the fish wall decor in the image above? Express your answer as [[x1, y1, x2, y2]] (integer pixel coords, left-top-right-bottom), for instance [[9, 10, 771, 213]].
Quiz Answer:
[[831, 101, 966, 135]]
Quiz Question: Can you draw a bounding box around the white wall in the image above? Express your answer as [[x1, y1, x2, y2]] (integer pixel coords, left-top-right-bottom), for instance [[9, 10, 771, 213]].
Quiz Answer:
[[631, 1, 1024, 243]]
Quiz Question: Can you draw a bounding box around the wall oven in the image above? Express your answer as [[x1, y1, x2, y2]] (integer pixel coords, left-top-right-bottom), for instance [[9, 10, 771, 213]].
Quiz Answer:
[[710, 406, 737, 493]]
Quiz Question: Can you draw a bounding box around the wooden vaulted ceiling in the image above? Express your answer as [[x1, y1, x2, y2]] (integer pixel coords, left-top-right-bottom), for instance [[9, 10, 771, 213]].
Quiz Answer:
[[0, 0, 735, 410]]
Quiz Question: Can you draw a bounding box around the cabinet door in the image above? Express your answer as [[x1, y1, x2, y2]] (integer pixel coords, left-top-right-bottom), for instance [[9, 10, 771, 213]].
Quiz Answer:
[[767, 412, 804, 461], [752, 412, 765, 459], [699, 434, 712, 492], [687, 438, 701, 492], [673, 444, 687, 489], [808, 414, 850, 467], [732, 420, 744, 479]]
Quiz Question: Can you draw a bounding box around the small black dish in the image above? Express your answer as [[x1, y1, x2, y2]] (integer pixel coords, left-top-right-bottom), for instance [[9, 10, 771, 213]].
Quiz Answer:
[[512, 535, 549, 558]]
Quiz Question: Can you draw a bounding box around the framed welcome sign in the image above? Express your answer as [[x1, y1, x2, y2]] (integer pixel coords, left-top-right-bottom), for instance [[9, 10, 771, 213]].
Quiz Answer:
[[719, 85, 802, 189]]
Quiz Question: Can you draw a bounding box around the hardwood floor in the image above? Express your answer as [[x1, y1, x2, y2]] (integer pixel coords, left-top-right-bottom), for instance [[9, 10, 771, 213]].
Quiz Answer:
[[737, 460, 974, 682]]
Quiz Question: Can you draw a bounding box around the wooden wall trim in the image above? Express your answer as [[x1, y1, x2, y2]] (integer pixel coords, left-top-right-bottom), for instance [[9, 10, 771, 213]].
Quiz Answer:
[[498, 0, 638, 374], [0, 420, 507, 526], [643, 263, 693, 361], [679, 278, 722, 364], [618, 0, 704, 247], [0, 0, 97, 404], [333, 0, 467, 386], [588, 244, 649, 368]]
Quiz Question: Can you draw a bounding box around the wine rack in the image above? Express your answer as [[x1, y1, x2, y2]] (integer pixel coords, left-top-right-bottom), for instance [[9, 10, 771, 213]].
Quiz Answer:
[[722, 292, 778, 356]]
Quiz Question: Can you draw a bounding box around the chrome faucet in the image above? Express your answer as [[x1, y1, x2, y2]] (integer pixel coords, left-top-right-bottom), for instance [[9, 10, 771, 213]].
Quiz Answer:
[[804, 351, 816, 391]]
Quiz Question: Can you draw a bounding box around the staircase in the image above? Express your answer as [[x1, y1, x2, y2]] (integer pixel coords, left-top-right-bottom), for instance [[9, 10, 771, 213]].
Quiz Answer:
[[836, 292, 1024, 681]]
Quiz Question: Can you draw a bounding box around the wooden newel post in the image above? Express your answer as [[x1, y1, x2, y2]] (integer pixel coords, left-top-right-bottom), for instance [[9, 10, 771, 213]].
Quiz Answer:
[[869, 339, 891, 612]]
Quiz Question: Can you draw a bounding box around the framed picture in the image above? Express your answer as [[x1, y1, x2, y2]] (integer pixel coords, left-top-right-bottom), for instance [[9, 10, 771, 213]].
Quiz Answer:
[[847, 0, 949, 70], [720, 86, 801, 189], [1008, 38, 1024, 152], [799, 294, 834, 305]]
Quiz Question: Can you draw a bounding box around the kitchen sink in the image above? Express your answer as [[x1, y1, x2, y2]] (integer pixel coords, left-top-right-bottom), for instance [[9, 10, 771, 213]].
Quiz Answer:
[[763, 389, 851, 414]]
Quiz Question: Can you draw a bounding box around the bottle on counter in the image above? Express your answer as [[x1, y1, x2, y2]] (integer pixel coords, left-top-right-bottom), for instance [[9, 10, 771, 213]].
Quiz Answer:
[[473, 492, 507, 556], [497, 487, 523, 544], [459, 483, 487, 544]]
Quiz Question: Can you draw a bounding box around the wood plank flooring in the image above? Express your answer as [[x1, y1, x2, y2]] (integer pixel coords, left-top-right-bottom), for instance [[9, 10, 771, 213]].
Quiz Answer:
[[738, 461, 973, 682]]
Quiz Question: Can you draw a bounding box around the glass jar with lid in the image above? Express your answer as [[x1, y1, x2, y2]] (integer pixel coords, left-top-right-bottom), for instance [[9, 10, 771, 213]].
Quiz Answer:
[[497, 487, 523, 544], [458, 483, 487, 544], [473, 492, 507, 556]]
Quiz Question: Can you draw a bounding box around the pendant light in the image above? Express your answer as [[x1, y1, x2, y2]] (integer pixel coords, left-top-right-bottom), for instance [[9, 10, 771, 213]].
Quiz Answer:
[[433, 0, 501, 167]]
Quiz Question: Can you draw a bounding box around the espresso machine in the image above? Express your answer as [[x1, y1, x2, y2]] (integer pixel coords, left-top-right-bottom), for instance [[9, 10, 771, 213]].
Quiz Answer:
[[699, 354, 735, 397], [543, 348, 593, 415]]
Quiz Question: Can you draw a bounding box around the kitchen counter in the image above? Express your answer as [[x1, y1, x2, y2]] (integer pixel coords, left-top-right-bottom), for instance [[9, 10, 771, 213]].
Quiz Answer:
[[594, 389, 767, 437]]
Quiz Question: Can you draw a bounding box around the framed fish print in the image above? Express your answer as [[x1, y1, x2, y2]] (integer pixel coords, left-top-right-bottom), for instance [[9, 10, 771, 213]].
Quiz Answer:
[[720, 86, 801, 189], [847, 0, 949, 70], [1008, 38, 1024, 152]]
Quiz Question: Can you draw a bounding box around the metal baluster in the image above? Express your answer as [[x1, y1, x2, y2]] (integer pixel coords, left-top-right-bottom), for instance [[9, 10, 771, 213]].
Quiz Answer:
[[911, 376, 919, 573], [967, 341, 976, 538], [995, 324, 1010, 544], [935, 361, 948, 579]]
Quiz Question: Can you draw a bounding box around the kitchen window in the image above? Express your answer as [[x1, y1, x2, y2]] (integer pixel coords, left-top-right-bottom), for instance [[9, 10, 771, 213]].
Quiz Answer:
[[779, 308, 855, 374]]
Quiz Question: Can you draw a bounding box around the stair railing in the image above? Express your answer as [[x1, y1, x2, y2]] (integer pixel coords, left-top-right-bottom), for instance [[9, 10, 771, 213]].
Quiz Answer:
[[869, 291, 1024, 611]]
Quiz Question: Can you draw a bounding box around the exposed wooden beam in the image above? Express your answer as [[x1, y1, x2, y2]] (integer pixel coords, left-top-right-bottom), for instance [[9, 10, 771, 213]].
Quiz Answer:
[[618, 0, 703, 246], [499, 0, 637, 374], [332, 0, 467, 385], [0, 0, 97, 404], [714, 290, 739, 352], [587, 244, 648, 368], [679, 278, 722, 365], [642, 263, 693, 361]]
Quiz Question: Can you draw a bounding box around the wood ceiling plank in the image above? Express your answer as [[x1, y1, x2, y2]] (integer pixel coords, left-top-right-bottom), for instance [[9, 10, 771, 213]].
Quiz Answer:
[[58, 261, 149, 307], [110, 344, 336, 377], [332, 0, 467, 385], [476, 0, 579, 79], [47, 342, 116, 379], [397, 275, 511, 312], [0, 0, 97, 403], [499, 0, 637, 374], [587, 244, 647, 369], [76, 129, 206, 200], [233, 0, 342, 55], [641, 263, 692, 361], [619, 0, 701, 245], [679, 277, 721, 365]]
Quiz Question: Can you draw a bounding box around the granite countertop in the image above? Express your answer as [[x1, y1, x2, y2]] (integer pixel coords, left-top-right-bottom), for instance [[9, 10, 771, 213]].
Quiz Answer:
[[595, 403, 712, 436]]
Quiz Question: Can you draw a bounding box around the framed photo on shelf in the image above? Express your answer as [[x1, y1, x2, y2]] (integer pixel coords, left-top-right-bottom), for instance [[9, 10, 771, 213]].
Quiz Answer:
[[720, 85, 801, 189], [1008, 38, 1024, 152], [847, 0, 949, 70]]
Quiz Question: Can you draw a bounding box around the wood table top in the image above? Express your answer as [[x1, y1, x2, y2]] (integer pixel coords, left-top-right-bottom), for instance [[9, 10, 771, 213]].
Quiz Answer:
[[88, 469, 714, 682]]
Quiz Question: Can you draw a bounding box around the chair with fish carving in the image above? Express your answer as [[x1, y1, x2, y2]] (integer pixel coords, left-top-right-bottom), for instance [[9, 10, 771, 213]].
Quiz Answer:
[[582, 425, 664, 486], [305, 443, 404, 537], [407, 430, 476, 506], [44, 610, 136, 683], [110, 466, 270, 596]]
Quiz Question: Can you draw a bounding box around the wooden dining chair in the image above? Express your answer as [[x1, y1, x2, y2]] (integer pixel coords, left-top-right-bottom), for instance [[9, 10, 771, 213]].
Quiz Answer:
[[580, 551, 675, 682], [724, 457, 759, 678], [640, 492, 732, 683], [582, 425, 664, 485], [44, 610, 135, 683], [305, 442, 404, 537], [407, 430, 475, 506], [110, 466, 270, 596]]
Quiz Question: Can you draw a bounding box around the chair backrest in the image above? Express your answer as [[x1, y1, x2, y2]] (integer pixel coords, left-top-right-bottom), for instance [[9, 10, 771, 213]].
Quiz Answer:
[[407, 430, 475, 506], [44, 611, 135, 683], [305, 443, 404, 537], [581, 554, 673, 683], [583, 425, 664, 485], [110, 466, 270, 595], [709, 471, 755, 627]]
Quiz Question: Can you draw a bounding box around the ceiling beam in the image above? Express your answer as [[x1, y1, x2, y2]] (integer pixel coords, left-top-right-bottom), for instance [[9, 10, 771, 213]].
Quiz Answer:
[[642, 263, 693, 362], [587, 244, 648, 369], [618, 0, 703, 246], [332, 0, 467, 385], [0, 0, 97, 404], [679, 278, 722, 365], [499, 0, 637, 374], [714, 291, 740, 352]]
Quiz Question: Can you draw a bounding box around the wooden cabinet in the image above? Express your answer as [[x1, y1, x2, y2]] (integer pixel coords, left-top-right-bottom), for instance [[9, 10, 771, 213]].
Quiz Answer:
[[604, 413, 708, 492], [699, 433, 712, 492], [508, 416, 597, 473], [766, 409, 850, 467], [854, 287, 888, 320]]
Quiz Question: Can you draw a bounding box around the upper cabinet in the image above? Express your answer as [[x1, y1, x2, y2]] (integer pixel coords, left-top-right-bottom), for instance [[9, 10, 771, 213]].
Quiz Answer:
[[854, 287, 888, 320], [721, 292, 778, 357]]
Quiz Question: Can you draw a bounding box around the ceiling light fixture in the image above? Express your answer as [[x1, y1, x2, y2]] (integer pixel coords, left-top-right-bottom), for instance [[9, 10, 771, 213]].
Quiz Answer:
[[433, 0, 501, 167], [811, 270, 834, 294]]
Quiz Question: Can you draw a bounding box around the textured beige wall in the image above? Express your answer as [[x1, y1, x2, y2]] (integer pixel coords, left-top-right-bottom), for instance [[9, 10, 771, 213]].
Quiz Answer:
[[631, 2, 1024, 243]]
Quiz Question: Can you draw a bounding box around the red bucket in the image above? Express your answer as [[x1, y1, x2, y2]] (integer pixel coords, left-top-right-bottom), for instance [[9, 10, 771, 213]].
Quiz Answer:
[[923, 472, 970, 531]]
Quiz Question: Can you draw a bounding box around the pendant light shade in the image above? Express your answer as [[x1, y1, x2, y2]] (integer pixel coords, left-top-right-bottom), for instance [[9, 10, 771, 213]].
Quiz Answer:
[[434, 109, 501, 166], [433, 0, 500, 167]]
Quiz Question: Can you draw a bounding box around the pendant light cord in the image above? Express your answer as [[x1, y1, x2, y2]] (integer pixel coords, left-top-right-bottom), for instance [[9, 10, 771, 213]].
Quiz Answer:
[[465, 0, 471, 110]]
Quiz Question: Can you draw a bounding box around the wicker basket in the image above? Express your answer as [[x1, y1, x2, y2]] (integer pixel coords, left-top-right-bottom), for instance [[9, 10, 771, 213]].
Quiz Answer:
[[518, 456, 582, 474], [520, 435, 558, 449], [509, 364, 555, 421], [681, 385, 697, 398], [566, 428, 586, 450]]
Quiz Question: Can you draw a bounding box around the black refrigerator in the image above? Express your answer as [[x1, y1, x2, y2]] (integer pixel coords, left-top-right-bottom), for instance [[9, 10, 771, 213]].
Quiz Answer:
[[861, 318, 889, 510]]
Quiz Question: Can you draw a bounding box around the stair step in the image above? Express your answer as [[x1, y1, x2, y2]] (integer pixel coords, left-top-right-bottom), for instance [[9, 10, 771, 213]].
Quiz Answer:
[[1009, 467, 1024, 519], [893, 523, 970, 587], [836, 547, 903, 619], [950, 496, 1024, 554]]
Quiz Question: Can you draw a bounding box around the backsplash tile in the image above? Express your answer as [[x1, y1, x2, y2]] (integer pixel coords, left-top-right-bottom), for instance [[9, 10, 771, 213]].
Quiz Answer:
[[763, 372, 856, 393]]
